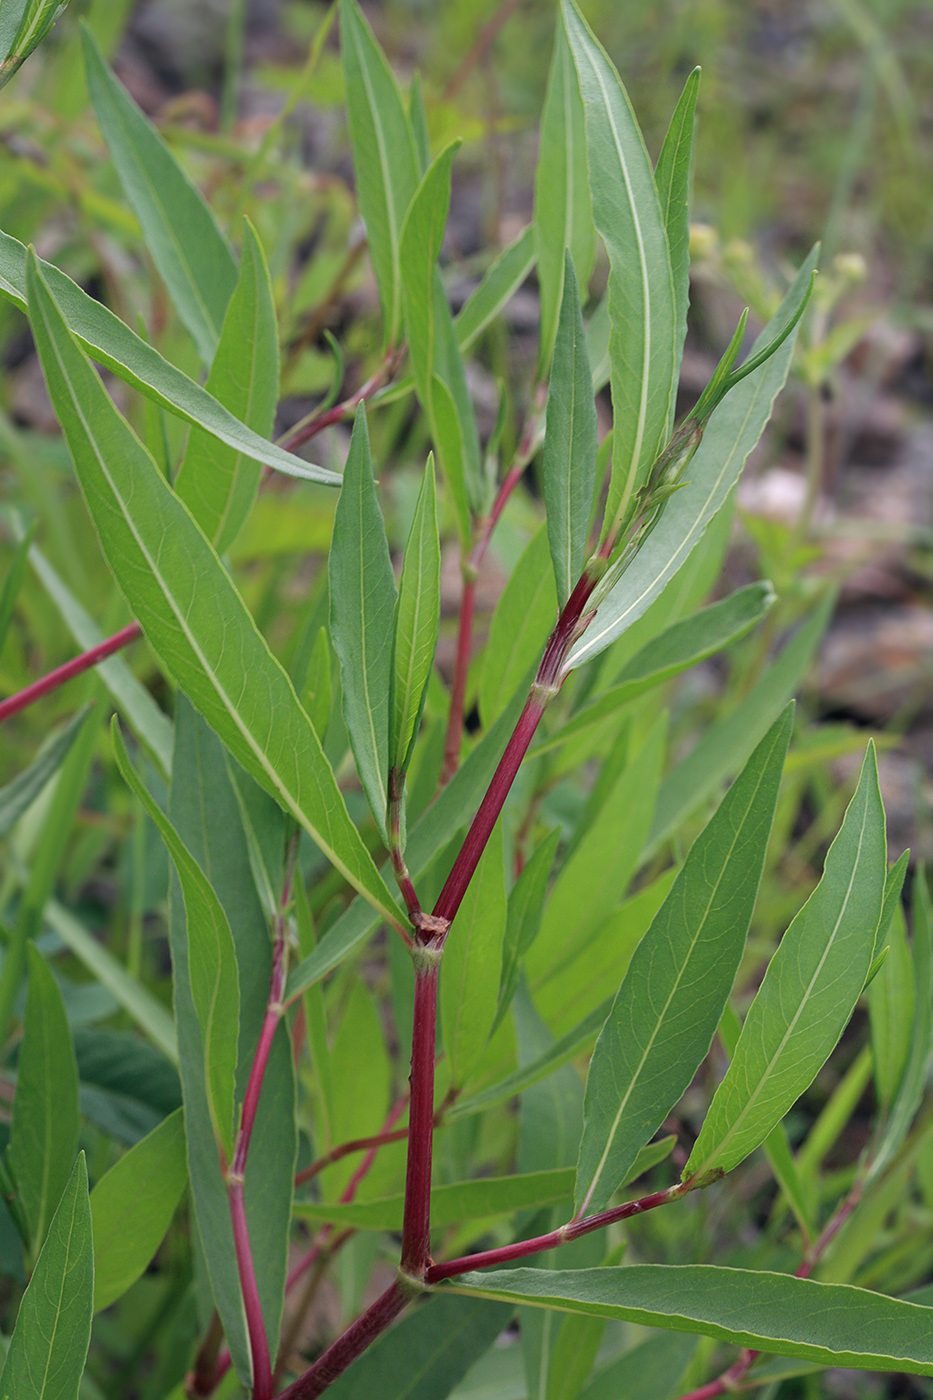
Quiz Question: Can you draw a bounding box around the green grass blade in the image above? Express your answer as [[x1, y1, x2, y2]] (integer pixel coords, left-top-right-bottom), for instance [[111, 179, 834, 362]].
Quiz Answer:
[[174, 219, 277, 555], [686, 744, 886, 1181], [543, 253, 598, 606], [0, 708, 88, 838], [0, 230, 337, 485], [339, 0, 418, 348], [91, 1108, 187, 1311], [654, 68, 700, 430], [575, 705, 793, 1215], [329, 406, 397, 838], [568, 247, 818, 670], [9, 946, 80, 1262], [0, 1154, 92, 1400], [561, 0, 676, 536], [392, 455, 440, 773], [26, 249, 404, 932], [0, 515, 34, 655], [112, 721, 239, 1159], [82, 24, 237, 363], [535, 18, 595, 375], [448, 1265, 933, 1376]]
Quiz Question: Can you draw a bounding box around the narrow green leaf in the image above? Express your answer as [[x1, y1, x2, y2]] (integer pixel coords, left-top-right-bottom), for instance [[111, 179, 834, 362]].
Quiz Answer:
[[646, 590, 832, 856], [686, 743, 886, 1182], [0, 1, 30, 65], [0, 708, 88, 838], [83, 25, 237, 362], [654, 68, 700, 429], [9, 946, 80, 1262], [299, 626, 332, 741], [112, 721, 239, 1158], [575, 704, 793, 1215], [91, 1107, 187, 1311], [568, 247, 819, 670], [330, 406, 397, 837], [869, 905, 914, 1112], [535, 19, 595, 375], [0, 1, 72, 88], [0, 515, 34, 656], [579, 1333, 696, 1400], [875, 847, 909, 959], [23, 537, 173, 779], [339, 0, 418, 347], [321, 980, 392, 1201], [538, 582, 774, 755], [0, 232, 337, 484], [174, 219, 277, 555], [561, 0, 676, 535], [496, 827, 561, 1031], [448, 1265, 933, 1376], [441, 821, 508, 1088], [392, 455, 440, 773], [543, 253, 598, 606], [454, 224, 536, 353], [44, 901, 178, 1064], [26, 249, 404, 932], [479, 524, 558, 727], [0, 1154, 92, 1400]]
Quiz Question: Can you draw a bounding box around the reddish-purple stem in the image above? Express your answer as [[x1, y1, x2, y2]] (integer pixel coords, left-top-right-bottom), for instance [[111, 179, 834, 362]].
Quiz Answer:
[[234, 936, 287, 1177], [229, 1181, 273, 1399], [279, 352, 399, 454], [0, 621, 142, 724], [294, 1124, 410, 1189], [277, 1281, 408, 1400], [400, 965, 441, 1278], [425, 1180, 691, 1283]]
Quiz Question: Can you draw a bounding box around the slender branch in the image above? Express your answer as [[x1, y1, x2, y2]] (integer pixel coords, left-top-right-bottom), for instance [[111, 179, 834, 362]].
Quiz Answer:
[[278, 348, 402, 454], [400, 961, 442, 1279], [0, 621, 142, 724], [425, 1178, 697, 1283], [228, 1179, 273, 1399], [276, 1281, 409, 1400], [295, 1125, 410, 1188]]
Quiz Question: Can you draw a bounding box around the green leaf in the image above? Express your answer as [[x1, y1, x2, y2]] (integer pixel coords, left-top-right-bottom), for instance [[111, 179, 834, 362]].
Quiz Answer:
[[869, 904, 914, 1112], [112, 721, 240, 1159], [9, 946, 80, 1262], [645, 590, 832, 856], [44, 901, 178, 1064], [0, 708, 89, 838], [26, 249, 404, 932], [0, 1154, 92, 1400], [339, 0, 418, 347], [91, 1107, 187, 1311], [578, 1333, 696, 1400], [535, 19, 595, 375], [875, 847, 909, 959], [23, 535, 173, 779], [453, 224, 536, 353], [686, 743, 886, 1182], [568, 247, 819, 670], [329, 406, 397, 837], [174, 219, 278, 554], [575, 704, 793, 1215], [448, 1265, 933, 1376], [392, 454, 440, 773], [538, 582, 774, 755], [0, 515, 34, 656], [561, 0, 675, 536], [82, 25, 237, 363], [654, 68, 700, 430], [543, 253, 598, 606], [0, 1, 72, 89], [324, 1291, 512, 1400], [496, 827, 561, 1031], [441, 821, 508, 1088], [320, 980, 392, 1201], [0, 231, 336, 484], [479, 524, 558, 727]]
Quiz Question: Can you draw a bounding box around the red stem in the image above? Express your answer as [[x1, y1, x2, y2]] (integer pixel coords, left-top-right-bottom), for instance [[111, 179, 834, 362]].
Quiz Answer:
[[400, 965, 440, 1279], [294, 1124, 410, 1189], [229, 1181, 273, 1399], [0, 621, 142, 724], [279, 352, 399, 454], [234, 936, 287, 1177], [276, 1281, 408, 1400]]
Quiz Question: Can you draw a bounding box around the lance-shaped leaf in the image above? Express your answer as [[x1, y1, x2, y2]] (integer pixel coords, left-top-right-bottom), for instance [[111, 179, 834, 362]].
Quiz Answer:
[[567, 246, 818, 670], [654, 67, 699, 429], [869, 905, 914, 1114], [441, 820, 508, 1088], [400, 142, 481, 540], [496, 826, 561, 1031], [9, 945, 80, 1263], [330, 406, 397, 838], [543, 253, 598, 606], [0, 0, 72, 89], [391, 454, 440, 774], [26, 249, 404, 932], [339, 0, 419, 348], [91, 1107, 187, 1311], [454, 223, 536, 353], [686, 744, 886, 1182], [0, 1154, 92, 1400], [0, 231, 337, 484], [535, 19, 595, 375], [0, 708, 88, 838], [174, 219, 277, 555], [448, 1265, 933, 1377], [112, 722, 239, 1159], [562, 0, 676, 536], [83, 24, 237, 363], [575, 704, 793, 1216]]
